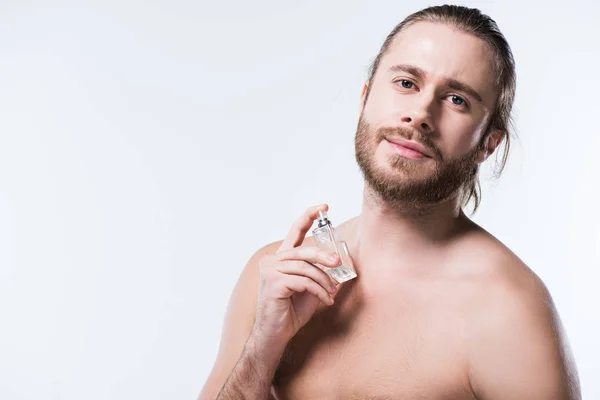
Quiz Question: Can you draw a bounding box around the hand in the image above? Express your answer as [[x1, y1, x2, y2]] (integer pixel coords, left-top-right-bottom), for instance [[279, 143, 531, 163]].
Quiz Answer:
[[250, 204, 340, 349]]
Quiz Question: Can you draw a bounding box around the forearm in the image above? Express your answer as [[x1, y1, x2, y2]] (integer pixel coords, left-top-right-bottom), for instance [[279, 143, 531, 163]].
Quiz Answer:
[[216, 335, 285, 400]]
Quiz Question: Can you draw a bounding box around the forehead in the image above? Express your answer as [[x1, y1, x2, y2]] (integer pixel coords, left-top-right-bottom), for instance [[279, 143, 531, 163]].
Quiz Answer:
[[380, 21, 497, 103]]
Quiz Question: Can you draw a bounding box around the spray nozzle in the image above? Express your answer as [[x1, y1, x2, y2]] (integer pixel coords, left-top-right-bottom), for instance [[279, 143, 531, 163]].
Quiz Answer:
[[317, 211, 331, 227]]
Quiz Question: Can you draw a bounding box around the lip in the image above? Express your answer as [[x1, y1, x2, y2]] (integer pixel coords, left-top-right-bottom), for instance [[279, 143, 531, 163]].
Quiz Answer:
[[385, 138, 434, 159]]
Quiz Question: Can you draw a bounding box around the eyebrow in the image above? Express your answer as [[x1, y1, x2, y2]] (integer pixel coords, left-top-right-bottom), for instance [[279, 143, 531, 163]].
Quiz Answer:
[[388, 64, 484, 103]]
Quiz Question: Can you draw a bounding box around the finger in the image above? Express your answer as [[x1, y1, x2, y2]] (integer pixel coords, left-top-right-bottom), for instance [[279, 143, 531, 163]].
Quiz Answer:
[[274, 260, 338, 294], [278, 204, 329, 252], [274, 246, 340, 269], [283, 275, 334, 306]]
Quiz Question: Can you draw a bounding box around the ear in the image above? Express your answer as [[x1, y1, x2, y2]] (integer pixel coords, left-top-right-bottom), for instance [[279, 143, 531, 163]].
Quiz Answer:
[[476, 130, 504, 164], [359, 81, 369, 115]]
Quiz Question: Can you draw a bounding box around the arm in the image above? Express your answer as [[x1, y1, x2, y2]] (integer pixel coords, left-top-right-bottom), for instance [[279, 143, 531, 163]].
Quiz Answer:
[[198, 241, 281, 400], [199, 204, 339, 400], [215, 334, 285, 400], [468, 270, 581, 400]]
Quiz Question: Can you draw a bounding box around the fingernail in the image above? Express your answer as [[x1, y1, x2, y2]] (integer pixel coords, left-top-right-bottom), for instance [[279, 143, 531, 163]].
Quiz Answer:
[[328, 254, 339, 262], [329, 285, 337, 294]]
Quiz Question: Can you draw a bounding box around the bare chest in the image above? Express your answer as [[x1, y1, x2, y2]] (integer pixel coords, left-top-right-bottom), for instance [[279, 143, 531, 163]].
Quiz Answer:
[[272, 279, 477, 400]]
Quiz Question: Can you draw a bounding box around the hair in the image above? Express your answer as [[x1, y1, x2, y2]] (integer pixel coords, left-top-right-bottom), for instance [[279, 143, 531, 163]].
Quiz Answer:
[[364, 5, 517, 213]]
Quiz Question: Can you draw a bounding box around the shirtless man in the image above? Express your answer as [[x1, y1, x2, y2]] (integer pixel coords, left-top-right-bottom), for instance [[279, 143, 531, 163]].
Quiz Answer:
[[200, 5, 581, 400]]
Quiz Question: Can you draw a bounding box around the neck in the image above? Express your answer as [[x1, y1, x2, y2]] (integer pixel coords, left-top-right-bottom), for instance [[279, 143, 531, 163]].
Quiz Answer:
[[349, 182, 468, 262]]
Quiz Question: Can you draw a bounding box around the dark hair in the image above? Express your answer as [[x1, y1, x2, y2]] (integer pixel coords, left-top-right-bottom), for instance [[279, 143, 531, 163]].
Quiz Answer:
[[364, 5, 517, 212]]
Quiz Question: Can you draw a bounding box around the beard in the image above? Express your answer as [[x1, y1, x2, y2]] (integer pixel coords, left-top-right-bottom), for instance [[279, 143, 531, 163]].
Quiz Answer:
[[354, 113, 479, 209]]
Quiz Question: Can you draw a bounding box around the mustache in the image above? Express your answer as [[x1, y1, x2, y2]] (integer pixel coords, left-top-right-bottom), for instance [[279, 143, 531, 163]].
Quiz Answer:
[[376, 126, 442, 159]]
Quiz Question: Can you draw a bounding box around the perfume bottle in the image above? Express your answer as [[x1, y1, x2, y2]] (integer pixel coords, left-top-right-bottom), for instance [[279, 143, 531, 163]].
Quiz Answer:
[[312, 211, 357, 283]]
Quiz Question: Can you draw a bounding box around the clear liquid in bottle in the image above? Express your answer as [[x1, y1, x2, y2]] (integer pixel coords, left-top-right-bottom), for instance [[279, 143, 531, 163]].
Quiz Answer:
[[312, 211, 357, 283]]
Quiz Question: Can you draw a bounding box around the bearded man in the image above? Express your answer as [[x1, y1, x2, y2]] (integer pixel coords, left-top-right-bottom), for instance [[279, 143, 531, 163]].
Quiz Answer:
[[200, 5, 581, 400]]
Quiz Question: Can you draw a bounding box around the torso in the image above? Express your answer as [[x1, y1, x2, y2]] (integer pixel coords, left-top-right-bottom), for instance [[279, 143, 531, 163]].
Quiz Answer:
[[271, 218, 506, 400]]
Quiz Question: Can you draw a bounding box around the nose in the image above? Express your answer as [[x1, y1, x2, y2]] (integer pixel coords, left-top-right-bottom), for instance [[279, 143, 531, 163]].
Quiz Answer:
[[400, 98, 436, 134], [400, 114, 434, 134]]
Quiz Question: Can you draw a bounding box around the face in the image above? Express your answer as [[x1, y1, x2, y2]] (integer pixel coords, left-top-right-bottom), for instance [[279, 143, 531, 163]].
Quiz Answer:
[[355, 22, 501, 207]]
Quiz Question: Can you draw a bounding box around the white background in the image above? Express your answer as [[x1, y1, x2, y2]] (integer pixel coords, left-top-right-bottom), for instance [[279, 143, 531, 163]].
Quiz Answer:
[[1, 0, 599, 399]]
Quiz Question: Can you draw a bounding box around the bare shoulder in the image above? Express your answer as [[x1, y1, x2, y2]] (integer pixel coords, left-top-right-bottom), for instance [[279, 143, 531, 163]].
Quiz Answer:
[[455, 222, 581, 400], [221, 238, 285, 332], [198, 240, 282, 400]]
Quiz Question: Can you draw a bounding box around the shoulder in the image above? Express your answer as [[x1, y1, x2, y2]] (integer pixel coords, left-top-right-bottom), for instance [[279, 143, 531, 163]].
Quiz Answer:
[[248, 240, 284, 265], [199, 239, 284, 399], [451, 222, 550, 320], [234, 240, 284, 291], [456, 221, 561, 345], [456, 224, 581, 399]]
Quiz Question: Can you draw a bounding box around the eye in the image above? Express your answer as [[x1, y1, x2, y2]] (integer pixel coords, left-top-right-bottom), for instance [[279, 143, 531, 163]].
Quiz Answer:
[[449, 95, 468, 108], [397, 79, 415, 89]]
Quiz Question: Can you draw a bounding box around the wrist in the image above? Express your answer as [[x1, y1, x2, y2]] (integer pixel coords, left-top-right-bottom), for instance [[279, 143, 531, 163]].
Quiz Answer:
[[245, 332, 288, 374]]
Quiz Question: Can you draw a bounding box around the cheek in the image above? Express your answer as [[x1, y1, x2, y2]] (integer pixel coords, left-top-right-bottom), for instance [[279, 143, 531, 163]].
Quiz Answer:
[[437, 113, 488, 156], [364, 96, 405, 129]]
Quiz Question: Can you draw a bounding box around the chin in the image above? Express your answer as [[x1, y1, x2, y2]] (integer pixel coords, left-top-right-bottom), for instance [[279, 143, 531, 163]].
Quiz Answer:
[[371, 163, 435, 190], [377, 152, 436, 177]]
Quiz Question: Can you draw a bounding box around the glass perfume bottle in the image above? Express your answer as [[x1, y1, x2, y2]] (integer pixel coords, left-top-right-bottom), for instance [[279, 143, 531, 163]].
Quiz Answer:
[[312, 211, 357, 283]]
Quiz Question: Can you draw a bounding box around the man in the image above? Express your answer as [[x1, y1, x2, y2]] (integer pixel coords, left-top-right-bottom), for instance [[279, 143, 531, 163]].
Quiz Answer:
[[200, 5, 581, 400]]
